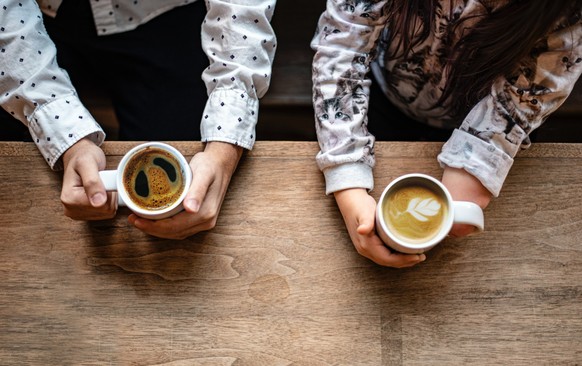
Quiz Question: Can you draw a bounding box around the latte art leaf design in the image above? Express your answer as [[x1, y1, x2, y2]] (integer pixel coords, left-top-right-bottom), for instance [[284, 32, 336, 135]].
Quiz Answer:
[[385, 185, 446, 243], [405, 198, 441, 222]]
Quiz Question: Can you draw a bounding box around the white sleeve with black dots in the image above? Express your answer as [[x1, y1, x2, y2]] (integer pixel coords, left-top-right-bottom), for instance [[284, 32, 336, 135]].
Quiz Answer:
[[0, 0, 105, 170], [200, 0, 277, 150]]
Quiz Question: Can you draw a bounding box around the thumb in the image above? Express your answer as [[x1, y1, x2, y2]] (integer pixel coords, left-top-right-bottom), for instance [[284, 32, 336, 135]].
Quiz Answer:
[[356, 209, 376, 236], [183, 169, 214, 213], [75, 158, 107, 207]]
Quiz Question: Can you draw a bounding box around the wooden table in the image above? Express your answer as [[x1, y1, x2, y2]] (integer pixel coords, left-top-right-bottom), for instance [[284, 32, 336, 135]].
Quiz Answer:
[[1, 141, 581, 365]]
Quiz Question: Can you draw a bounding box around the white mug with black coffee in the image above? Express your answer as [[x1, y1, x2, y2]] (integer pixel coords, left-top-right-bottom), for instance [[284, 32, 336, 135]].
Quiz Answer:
[[375, 173, 484, 254], [99, 142, 192, 220]]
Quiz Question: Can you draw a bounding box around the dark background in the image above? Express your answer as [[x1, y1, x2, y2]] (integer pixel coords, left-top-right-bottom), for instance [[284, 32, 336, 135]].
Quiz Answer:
[[2, 0, 580, 142]]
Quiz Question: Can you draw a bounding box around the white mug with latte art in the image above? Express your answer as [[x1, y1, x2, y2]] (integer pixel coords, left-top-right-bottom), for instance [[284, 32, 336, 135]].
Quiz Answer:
[[375, 173, 484, 254]]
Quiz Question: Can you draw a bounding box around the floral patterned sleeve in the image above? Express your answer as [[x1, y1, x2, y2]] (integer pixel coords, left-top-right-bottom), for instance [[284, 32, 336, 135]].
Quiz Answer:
[[311, 0, 388, 195], [438, 14, 582, 197]]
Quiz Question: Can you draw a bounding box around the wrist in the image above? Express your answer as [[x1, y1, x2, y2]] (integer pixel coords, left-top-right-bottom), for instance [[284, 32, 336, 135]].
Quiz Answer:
[[442, 167, 492, 209], [203, 141, 243, 173], [334, 188, 369, 210], [62, 137, 98, 168]]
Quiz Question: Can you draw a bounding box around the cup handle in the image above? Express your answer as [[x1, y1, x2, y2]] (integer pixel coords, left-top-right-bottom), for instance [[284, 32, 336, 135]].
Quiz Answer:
[[452, 201, 484, 231], [98, 170, 126, 207]]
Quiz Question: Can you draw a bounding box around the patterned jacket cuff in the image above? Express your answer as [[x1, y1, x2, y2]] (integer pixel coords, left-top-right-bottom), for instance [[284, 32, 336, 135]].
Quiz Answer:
[[201, 88, 259, 150], [29, 96, 105, 170], [437, 129, 513, 197], [323, 162, 374, 195]]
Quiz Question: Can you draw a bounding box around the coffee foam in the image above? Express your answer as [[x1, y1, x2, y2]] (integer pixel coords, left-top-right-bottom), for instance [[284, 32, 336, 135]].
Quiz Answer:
[[383, 185, 447, 244], [123, 148, 185, 210]]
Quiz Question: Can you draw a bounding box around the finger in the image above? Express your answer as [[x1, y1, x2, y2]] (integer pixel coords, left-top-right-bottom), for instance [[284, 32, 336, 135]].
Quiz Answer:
[[61, 164, 93, 211], [62, 190, 117, 220], [390, 252, 427, 268], [130, 215, 181, 239], [449, 223, 478, 238], [62, 166, 89, 204], [366, 239, 426, 268], [129, 212, 210, 240], [74, 158, 108, 207], [374, 250, 426, 268]]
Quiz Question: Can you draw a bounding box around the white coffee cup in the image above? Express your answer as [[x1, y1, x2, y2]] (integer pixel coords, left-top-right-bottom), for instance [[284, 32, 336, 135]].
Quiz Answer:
[[375, 173, 484, 254], [99, 142, 192, 220]]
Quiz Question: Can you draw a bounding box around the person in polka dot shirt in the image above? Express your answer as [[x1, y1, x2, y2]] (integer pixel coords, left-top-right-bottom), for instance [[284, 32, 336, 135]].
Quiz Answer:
[[0, 0, 277, 239]]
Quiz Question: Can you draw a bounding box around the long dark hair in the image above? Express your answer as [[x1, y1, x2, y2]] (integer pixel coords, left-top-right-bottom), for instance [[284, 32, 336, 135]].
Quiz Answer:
[[386, 0, 581, 119]]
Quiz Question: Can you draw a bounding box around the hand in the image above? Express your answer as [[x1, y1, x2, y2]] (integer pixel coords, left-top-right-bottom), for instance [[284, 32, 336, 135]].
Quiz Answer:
[[441, 167, 492, 238], [129, 141, 243, 239], [334, 188, 426, 268], [61, 137, 117, 220]]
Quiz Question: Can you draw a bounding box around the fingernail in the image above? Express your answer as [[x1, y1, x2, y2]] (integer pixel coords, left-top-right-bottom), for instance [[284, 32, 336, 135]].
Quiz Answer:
[[185, 198, 200, 212], [419, 254, 426, 262], [91, 192, 106, 206]]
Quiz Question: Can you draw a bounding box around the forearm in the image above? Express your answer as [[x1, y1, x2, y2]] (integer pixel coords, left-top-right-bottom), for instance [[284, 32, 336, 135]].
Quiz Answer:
[[439, 17, 582, 197], [200, 0, 277, 150], [311, 1, 387, 191], [334, 187, 369, 212], [0, 0, 104, 169]]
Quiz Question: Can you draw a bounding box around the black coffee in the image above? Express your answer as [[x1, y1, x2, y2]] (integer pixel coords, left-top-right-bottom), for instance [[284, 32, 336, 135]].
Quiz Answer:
[[122, 147, 185, 210]]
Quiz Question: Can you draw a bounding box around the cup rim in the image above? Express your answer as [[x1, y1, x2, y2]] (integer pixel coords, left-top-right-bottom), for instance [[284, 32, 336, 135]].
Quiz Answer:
[[376, 173, 454, 250], [117, 142, 192, 217]]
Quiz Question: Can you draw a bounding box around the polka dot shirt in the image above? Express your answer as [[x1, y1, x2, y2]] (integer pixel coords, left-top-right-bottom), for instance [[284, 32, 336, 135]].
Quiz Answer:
[[0, 0, 277, 169]]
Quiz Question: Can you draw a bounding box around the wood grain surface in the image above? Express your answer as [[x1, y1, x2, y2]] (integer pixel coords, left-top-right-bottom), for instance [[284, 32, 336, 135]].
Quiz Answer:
[[1, 141, 581, 365]]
